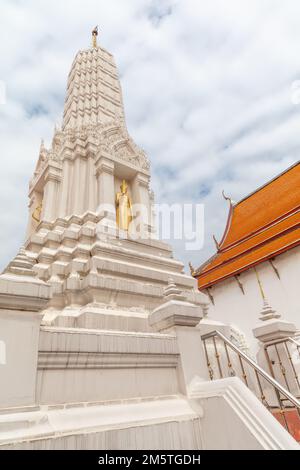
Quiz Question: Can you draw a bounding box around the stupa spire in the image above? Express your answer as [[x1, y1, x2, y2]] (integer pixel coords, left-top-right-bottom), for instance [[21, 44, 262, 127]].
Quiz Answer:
[[25, 34, 149, 234], [92, 26, 98, 48], [62, 31, 125, 130]]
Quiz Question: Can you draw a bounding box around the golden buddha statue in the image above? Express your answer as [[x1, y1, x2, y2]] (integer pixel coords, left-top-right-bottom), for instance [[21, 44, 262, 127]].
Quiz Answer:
[[32, 203, 42, 224], [116, 179, 132, 231]]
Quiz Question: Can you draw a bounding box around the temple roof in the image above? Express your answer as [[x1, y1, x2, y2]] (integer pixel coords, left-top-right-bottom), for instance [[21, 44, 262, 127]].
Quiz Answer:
[[63, 46, 125, 130], [195, 161, 300, 289]]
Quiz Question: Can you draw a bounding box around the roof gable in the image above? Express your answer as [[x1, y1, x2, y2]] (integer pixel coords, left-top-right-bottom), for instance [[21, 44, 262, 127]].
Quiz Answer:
[[196, 161, 300, 289]]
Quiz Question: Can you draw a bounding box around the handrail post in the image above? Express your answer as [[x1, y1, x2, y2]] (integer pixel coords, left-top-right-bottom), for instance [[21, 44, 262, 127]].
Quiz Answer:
[[149, 281, 209, 394], [253, 304, 297, 396]]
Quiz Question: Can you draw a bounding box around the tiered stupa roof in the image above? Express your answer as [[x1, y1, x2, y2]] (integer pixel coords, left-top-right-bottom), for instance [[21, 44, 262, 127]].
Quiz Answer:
[[63, 46, 125, 129]]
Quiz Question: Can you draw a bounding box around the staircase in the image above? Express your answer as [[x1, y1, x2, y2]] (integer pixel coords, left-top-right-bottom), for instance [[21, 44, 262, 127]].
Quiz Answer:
[[201, 330, 300, 442]]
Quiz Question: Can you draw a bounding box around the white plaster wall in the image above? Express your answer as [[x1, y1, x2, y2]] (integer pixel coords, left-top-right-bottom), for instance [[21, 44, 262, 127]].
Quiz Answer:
[[36, 367, 179, 405], [36, 327, 181, 405], [189, 377, 299, 450], [0, 311, 40, 408], [1, 378, 297, 450], [205, 246, 300, 351]]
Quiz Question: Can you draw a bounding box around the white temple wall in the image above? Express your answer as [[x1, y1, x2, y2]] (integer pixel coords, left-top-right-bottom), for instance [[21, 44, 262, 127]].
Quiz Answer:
[[35, 326, 181, 405], [36, 367, 179, 405], [205, 245, 300, 351], [189, 377, 298, 450], [1, 379, 297, 450]]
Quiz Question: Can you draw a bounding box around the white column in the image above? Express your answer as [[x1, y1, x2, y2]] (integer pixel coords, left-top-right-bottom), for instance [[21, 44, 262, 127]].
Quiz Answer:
[[42, 166, 61, 222], [86, 157, 96, 213], [59, 158, 72, 218], [0, 275, 50, 407], [72, 157, 81, 215], [95, 156, 115, 218], [149, 281, 208, 394], [66, 160, 74, 216], [76, 157, 88, 215], [253, 301, 297, 397], [131, 172, 152, 235]]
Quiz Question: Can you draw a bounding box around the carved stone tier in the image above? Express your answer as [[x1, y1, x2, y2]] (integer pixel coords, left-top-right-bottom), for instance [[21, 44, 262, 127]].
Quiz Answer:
[[20, 40, 208, 332], [63, 47, 126, 129], [23, 211, 206, 331], [27, 122, 151, 237]]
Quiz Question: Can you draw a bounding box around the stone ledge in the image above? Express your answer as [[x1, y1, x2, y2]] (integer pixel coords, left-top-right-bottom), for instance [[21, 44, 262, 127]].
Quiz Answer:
[[38, 352, 179, 370], [0, 397, 199, 449], [0, 275, 50, 312], [253, 319, 296, 343], [38, 327, 178, 355], [150, 300, 203, 332]]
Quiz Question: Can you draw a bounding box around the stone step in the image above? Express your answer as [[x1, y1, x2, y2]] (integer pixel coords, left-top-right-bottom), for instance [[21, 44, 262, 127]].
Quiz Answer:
[[0, 396, 202, 450]]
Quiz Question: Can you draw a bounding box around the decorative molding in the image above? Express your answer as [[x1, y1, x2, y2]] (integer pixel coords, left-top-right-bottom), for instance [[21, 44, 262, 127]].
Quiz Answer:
[[0, 292, 48, 312], [38, 351, 179, 370], [95, 156, 115, 176], [0, 272, 50, 312], [44, 166, 62, 184], [135, 172, 149, 188]]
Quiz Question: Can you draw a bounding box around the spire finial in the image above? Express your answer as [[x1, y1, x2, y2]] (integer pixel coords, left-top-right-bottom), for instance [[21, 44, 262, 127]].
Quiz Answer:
[[222, 190, 235, 206], [92, 26, 98, 48], [189, 261, 196, 276]]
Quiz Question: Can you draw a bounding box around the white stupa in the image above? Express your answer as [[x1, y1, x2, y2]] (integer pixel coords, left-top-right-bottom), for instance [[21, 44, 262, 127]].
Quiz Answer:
[[0, 31, 297, 450]]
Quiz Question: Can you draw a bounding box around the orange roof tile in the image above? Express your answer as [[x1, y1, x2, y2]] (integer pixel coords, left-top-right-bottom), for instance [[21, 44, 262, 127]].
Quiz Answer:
[[195, 161, 300, 290]]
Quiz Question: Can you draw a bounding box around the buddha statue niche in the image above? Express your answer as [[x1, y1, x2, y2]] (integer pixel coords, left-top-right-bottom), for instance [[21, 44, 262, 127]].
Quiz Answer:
[[32, 202, 42, 224], [116, 179, 132, 231]]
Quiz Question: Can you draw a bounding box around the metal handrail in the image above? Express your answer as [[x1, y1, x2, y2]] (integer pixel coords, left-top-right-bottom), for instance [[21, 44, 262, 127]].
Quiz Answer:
[[263, 335, 300, 396], [288, 337, 300, 347], [201, 330, 300, 409]]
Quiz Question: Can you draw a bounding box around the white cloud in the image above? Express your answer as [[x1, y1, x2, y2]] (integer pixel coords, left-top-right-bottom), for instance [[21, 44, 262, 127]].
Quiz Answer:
[[0, 0, 300, 271]]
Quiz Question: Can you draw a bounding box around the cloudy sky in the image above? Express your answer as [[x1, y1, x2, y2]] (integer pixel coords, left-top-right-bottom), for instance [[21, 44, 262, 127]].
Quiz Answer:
[[0, 0, 300, 272]]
